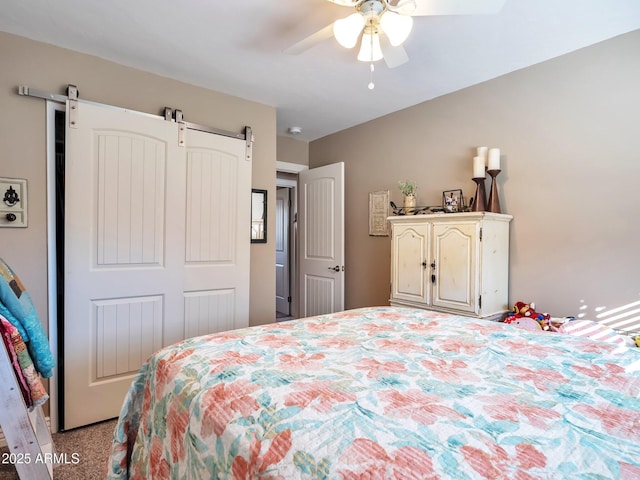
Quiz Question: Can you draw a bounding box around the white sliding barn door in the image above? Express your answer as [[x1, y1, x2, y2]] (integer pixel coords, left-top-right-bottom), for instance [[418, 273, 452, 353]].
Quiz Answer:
[[299, 162, 344, 317], [183, 129, 250, 339], [63, 101, 250, 429]]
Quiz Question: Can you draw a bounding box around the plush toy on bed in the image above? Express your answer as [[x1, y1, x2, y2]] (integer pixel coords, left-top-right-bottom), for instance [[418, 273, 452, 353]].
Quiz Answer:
[[504, 301, 551, 331]]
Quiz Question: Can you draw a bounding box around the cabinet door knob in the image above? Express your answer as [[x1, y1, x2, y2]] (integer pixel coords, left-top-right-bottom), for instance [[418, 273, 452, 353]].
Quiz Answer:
[[431, 261, 436, 270], [421, 261, 427, 268], [6, 213, 16, 222]]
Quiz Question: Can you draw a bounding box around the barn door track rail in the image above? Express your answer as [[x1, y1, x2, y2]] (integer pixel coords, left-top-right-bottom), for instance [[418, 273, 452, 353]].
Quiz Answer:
[[17, 84, 253, 159]]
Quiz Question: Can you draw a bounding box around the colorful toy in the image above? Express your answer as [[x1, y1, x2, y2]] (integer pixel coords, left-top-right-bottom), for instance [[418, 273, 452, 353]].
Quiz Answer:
[[503, 316, 543, 331], [504, 301, 551, 330]]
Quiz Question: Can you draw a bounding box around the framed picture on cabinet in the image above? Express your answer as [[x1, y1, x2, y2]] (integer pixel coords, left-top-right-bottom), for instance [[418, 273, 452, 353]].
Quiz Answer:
[[369, 190, 390, 236], [442, 189, 464, 213]]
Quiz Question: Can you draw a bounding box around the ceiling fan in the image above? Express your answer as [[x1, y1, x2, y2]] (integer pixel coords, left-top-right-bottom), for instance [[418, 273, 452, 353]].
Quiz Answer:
[[285, 0, 507, 69]]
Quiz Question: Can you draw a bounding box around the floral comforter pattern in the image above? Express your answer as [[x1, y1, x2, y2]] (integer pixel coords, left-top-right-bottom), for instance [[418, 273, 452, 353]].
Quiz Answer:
[[106, 307, 640, 479]]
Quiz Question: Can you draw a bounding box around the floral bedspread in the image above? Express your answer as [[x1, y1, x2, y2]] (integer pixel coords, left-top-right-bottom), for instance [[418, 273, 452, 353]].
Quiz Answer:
[[106, 307, 640, 479]]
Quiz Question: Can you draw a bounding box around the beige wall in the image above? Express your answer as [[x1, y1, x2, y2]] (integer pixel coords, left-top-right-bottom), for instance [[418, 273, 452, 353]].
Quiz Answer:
[[310, 29, 640, 319], [0, 32, 276, 328], [277, 135, 309, 166], [2, 28, 639, 334]]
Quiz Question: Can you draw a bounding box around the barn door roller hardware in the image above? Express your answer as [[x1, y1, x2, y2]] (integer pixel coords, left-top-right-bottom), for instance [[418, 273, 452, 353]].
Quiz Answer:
[[67, 84, 79, 129], [163, 106, 253, 160]]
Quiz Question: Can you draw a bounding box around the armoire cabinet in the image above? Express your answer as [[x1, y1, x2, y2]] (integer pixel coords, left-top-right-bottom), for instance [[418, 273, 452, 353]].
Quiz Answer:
[[388, 212, 512, 319]]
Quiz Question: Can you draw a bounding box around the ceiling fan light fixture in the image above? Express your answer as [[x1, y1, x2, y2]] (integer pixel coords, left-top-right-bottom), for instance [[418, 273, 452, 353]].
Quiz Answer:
[[357, 31, 383, 62], [380, 11, 413, 46], [333, 13, 365, 48]]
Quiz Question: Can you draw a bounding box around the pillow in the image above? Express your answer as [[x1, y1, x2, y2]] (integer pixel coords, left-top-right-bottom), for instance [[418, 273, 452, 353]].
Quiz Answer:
[[557, 319, 626, 347]]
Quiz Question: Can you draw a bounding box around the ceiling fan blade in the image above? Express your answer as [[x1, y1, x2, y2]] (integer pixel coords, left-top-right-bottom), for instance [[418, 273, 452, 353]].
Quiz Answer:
[[379, 35, 409, 68], [387, 0, 417, 16], [284, 24, 334, 55], [411, 0, 506, 16], [326, 0, 361, 6]]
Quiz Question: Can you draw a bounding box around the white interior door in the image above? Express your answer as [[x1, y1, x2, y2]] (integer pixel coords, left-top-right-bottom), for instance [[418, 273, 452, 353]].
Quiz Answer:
[[63, 101, 250, 429], [299, 162, 344, 317], [275, 187, 290, 316]]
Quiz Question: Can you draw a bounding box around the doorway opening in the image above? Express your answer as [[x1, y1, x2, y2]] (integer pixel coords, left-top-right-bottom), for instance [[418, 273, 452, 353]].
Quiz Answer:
[[276, 171, 299, 321], [53, 108, 66, 429]]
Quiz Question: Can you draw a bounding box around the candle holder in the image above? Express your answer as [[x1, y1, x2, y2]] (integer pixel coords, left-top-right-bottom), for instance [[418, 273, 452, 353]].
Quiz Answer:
[[471, 177, 486, 212], [486, 169, 501, 213]]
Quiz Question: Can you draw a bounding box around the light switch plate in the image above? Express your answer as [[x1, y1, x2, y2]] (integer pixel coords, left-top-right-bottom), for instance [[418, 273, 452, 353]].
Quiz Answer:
[[0, 177, 28, 228]]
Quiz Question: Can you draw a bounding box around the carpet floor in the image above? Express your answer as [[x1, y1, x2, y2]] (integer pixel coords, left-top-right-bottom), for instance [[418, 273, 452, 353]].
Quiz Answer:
[[0, 418, 117, 480]]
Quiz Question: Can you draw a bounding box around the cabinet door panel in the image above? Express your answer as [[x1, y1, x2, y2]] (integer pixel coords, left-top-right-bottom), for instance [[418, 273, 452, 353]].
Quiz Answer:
[[391, 223, 430, 304], [432, 222, 478, 314]]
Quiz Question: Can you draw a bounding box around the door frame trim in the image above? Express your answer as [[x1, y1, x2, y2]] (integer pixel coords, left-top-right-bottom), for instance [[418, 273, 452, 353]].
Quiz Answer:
[[276, 161, 307, 174], [276, 161, 306, 319]]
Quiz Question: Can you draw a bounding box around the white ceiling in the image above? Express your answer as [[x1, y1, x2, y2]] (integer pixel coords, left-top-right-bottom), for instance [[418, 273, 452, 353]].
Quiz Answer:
[[1, 0, 639, 141]]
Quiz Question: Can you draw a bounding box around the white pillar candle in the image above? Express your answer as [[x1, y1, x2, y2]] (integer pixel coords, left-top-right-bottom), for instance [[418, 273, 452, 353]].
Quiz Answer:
[[473, 156, 485, 178], [476, 146, 488, 166], [488, 148, 501, 170]]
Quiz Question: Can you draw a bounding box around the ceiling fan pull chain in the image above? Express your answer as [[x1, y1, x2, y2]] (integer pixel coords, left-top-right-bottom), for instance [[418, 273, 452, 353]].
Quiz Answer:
[[368, 31, 375, 90]]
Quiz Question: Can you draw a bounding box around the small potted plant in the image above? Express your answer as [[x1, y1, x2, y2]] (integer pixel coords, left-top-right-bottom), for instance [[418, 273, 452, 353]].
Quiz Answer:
[[398, 180, 418, 210]]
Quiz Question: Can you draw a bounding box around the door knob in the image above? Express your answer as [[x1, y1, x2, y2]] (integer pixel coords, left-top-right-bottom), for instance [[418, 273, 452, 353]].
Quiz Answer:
[[328, 265, 340, 272]]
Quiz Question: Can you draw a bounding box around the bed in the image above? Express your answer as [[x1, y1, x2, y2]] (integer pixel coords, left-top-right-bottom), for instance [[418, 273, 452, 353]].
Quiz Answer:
[[105, 306, 640, 479]]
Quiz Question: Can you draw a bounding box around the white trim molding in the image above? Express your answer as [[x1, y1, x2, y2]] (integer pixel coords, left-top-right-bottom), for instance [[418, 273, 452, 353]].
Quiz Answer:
[[276, 161, 308, 174]]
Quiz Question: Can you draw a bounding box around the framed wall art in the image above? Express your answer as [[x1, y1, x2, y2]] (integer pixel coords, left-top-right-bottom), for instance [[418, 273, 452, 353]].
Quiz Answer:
[[251, 188, 267, 243], [369, 190, 390, 236]]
